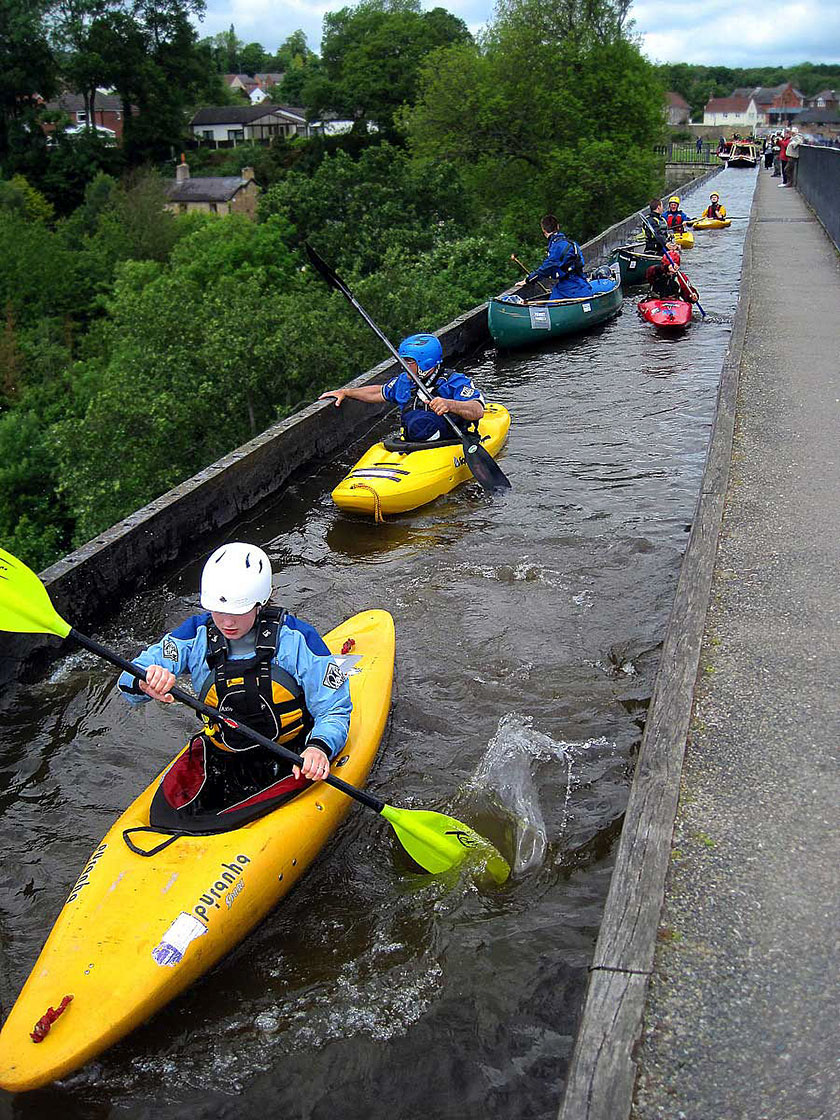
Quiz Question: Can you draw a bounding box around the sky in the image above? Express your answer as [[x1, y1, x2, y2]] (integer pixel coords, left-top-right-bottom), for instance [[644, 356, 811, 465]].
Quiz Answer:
[[198, 0, 840, 69]]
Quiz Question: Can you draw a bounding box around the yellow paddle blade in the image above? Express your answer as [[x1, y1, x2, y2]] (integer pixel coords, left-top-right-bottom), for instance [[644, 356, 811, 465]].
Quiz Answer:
[[381, 804, 510, 884], [0, 549, 71, 638]]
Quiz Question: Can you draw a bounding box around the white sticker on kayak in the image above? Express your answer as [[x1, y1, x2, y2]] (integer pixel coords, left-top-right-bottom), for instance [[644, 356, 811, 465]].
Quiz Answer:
[[582, 303, 592, 313], [528, 306, 551, 330], [323, 654, 361, 689], [152, 912, 207, 967]]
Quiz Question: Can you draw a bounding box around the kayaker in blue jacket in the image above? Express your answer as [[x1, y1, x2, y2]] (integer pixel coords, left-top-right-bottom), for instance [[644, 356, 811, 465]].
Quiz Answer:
[[118, 542, 352, 817], [523, 215, 593, 298], [319, 334, 485, 442]]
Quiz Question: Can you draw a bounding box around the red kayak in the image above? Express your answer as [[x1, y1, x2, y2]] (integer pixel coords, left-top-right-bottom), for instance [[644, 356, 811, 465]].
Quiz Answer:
[[637, 299, 692, 331]]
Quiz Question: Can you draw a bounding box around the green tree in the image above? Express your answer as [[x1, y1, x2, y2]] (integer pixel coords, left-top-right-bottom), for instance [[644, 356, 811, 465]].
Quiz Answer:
[[404, 0, 663, 241], [259, 142, 470, 274], [0, 0, 57, 168], [311, 0, 471, 132]]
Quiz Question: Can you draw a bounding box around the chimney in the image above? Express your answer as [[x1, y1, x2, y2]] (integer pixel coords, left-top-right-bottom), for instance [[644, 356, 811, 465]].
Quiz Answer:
[[176, 153, 190, 184], [241, 166, 255, 183]]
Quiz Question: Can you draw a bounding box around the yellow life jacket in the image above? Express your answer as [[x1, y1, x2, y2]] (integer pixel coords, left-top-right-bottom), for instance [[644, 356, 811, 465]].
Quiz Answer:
[[199, 607, 311, 752]]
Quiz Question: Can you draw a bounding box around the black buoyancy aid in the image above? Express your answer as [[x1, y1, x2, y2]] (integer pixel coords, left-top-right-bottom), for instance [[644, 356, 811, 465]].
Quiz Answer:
[[200, 607, 312, 751], [408, 371, 446, 413]]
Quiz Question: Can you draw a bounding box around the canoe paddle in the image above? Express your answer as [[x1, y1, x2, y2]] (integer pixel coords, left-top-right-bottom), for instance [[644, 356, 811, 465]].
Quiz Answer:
[[639, 214, 707, 319], [305, 243, 511, 493], [0, 548, 510, 883], [510, 254, 551, 296]]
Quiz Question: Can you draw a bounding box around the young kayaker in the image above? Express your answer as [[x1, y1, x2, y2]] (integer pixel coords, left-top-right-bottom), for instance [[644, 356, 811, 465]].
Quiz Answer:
[[643, 198, 675, 253], [701, 192, 727, 220], [664, 195, 691, 232], [319, 333, 485, 442], [117, 542, 352, 815], [644, 252, 698, 303]]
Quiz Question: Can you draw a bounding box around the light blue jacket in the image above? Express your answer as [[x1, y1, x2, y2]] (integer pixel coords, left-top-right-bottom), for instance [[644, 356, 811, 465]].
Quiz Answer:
[[117, 611, 352, 759]]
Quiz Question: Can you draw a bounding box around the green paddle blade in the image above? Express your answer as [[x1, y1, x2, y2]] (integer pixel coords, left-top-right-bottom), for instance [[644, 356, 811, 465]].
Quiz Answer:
[[381, 804, 510, 884], [0, 549, 71, 638]]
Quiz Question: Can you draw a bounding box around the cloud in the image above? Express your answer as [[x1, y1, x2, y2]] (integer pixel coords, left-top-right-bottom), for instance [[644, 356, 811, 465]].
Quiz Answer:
[[196, 0, 839, 67], [631, 0, 840, 65], [198, 0, 492, 53]]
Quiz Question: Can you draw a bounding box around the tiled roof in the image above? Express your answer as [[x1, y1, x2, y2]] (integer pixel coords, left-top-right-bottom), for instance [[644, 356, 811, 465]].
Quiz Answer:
[[191, 105, 308, 126], [165, 176, 248, 203], [798, 109, 840, 125], [191, 105, 277, 125], [666, 91, 690, 108], [47, 91, 124, 112], [705, 96, 751, 113]]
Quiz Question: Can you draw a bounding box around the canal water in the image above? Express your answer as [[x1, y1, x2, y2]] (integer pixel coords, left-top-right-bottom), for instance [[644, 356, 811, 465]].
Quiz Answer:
[[0, 169, 756, 1120]]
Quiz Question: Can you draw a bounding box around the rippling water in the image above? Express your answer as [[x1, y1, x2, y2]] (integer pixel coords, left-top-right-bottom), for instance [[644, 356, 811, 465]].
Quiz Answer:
[[0, 170, 756, 1120]]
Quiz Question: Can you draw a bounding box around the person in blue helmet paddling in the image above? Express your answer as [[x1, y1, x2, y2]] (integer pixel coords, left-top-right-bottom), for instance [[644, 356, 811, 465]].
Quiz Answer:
[[117, 542, 352, 827], [319, 333, 485, 442]]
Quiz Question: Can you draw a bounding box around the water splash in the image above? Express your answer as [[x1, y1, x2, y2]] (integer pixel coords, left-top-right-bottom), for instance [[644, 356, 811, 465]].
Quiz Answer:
[[462, 713, 609, 876]]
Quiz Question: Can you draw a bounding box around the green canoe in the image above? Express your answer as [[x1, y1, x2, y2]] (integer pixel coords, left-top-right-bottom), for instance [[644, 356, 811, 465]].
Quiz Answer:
[[487, 278, 622, 349], [611, 245, 660, 287]]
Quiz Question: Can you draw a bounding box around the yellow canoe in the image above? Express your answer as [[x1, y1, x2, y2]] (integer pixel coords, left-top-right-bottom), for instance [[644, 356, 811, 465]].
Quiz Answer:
[[692, 217, 732, 230], [332, 402, 511, 517], [0, 609, 395, 1093], [673, 228, 695, 249]]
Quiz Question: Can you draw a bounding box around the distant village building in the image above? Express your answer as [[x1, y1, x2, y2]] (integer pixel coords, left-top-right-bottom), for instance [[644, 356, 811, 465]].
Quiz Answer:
[[223, 74, 259, 97], [43, 90, 127, 142], [806, 89, 838, 110], [704, 82, 805, 130], [190, 105, 315, 146], [665, 91, 691, 126], [798, 108, 840, 141], [254, 73, 284, 90], [164, 158, 259, 218], [223, 73, 284, 100], [702, 95, 759, 129]]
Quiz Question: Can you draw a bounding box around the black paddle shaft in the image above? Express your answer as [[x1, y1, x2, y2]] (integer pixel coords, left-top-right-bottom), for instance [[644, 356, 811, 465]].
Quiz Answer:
[[69, 629, 387, 814], [304, 243, 511, 492]]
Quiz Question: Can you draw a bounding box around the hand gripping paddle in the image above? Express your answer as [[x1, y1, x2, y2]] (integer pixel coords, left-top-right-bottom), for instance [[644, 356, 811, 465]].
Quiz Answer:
[[305, 243, 511, 493]]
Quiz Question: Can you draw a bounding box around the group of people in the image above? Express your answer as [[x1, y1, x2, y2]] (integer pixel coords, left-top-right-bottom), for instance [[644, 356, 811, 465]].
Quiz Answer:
[[122, 196, 723, 806], [124, 337, 489, 816], [639, 192, 722, 305], [763, 128, 803, 187]]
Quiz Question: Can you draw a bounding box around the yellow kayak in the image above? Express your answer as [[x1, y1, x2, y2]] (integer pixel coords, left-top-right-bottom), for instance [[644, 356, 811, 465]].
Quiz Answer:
[[0, 609, 395, 1093], [673, 228, 694, 249], [332, 402, 511, 517], [692, 217, 732, 230]]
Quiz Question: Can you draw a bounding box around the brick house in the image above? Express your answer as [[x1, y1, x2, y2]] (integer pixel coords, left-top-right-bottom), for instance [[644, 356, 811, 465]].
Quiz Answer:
[[43, 91, 128, 141]]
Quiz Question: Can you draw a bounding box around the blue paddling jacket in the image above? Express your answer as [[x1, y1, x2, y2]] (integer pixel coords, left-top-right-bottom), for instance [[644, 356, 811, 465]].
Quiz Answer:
[[382, 368, 485, 441], [527, 232, 592, 299], [117, 611, 352, 760]]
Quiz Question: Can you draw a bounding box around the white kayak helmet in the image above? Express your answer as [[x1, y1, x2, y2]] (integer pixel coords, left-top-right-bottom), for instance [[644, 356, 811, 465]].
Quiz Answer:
[[200, 542, 272, 613]]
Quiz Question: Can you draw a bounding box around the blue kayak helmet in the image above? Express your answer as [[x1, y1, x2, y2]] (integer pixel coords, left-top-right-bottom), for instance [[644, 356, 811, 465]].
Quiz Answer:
[[398, 334, 443, 375]]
